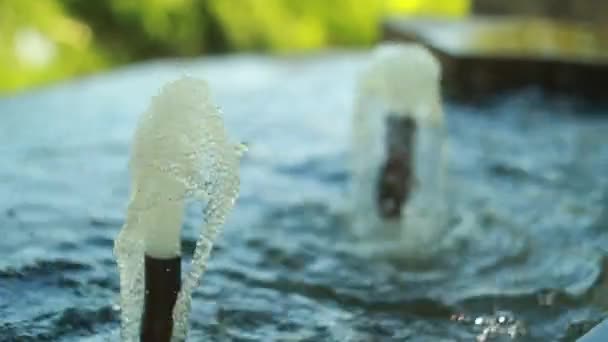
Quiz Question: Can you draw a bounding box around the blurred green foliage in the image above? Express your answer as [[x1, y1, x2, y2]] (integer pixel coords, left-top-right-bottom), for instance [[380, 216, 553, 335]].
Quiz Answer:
[[0, 0, 107, 92], [0, 0, 468, 93]]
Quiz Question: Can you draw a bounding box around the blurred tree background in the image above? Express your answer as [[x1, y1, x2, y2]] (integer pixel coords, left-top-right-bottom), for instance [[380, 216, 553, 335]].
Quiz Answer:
[[0, 0, 468, 93]]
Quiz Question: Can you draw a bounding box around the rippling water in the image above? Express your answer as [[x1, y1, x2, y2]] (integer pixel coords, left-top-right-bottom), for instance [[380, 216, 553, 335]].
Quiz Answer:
[[1, 52, 607, 341]]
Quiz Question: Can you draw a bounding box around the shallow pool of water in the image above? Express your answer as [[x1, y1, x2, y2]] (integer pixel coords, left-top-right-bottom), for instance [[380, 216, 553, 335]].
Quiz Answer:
[[1, 52, 607, 341]]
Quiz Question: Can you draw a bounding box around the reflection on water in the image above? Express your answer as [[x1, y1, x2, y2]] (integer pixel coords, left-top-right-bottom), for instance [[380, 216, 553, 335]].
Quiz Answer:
[[0, 53, 607, 341]]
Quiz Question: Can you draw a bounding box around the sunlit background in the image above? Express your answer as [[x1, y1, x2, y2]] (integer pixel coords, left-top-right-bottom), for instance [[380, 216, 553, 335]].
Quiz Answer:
[[0, 0, 469, 93]]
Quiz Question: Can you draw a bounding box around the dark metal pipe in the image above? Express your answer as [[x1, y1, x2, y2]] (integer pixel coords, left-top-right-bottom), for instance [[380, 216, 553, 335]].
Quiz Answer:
[[140, 255, 181, 342], [376, 115, 417, 219]]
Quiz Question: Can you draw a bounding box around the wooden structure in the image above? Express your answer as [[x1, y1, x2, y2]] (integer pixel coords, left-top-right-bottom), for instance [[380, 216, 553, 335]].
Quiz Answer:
[[382, 16, 608, 101]]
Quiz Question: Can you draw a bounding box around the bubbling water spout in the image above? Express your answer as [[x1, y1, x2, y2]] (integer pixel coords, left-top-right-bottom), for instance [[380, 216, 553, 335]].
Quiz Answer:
[[114, 77, 242, 341], [351, 43, 448, 256]]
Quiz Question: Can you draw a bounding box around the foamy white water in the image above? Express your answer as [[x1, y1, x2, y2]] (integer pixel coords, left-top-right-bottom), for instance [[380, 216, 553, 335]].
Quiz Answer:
[[351, 43, 448, 256], [114, 77, 242, 341]]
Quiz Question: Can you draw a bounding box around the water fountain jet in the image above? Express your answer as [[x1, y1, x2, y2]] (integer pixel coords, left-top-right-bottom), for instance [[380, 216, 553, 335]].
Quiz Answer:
[[114, 76, 243, 341], [352, 43, 448, 255]]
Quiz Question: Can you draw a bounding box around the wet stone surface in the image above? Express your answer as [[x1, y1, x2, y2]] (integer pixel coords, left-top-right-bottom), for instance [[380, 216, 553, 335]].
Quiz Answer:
[[0, 52, 607, 341]]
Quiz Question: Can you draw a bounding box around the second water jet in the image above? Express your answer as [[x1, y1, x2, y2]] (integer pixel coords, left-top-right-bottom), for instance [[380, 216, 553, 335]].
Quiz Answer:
[[351, 43, 448, 256]]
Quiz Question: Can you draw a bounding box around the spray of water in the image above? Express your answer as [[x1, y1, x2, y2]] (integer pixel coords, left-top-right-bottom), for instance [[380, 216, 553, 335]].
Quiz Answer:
[[351, 43, 448, 257], [114, 77, 243, 341]]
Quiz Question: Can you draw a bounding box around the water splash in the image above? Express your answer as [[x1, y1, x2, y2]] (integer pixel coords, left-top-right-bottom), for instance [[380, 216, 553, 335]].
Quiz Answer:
[[351, 43, 448, 257], [114, 77, 242, 341], [451, 311, 527, 341]]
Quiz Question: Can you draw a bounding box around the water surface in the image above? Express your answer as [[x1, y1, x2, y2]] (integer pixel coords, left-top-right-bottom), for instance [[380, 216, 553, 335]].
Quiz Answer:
[[1, 52, 607, 341]]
